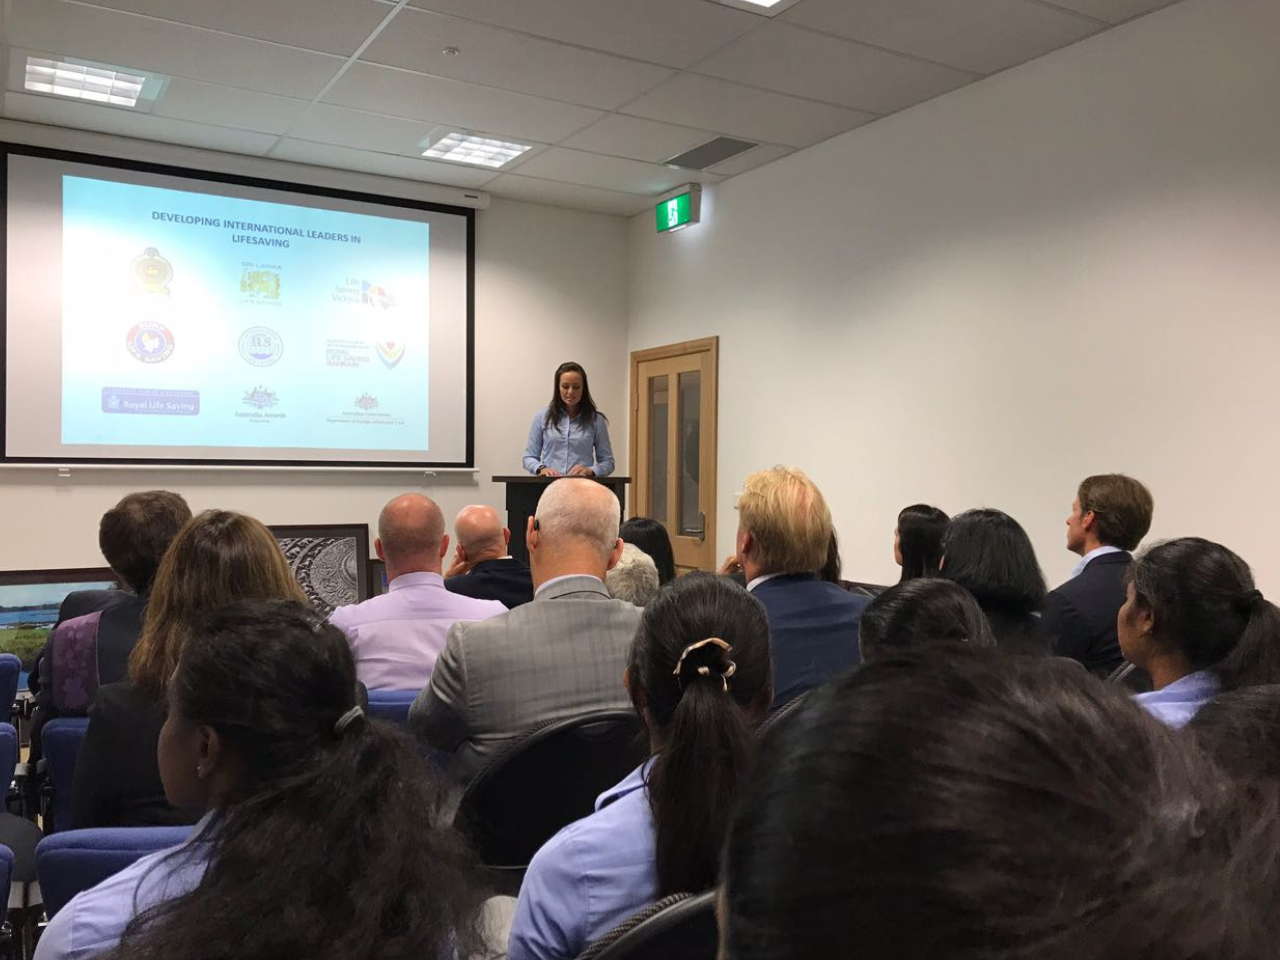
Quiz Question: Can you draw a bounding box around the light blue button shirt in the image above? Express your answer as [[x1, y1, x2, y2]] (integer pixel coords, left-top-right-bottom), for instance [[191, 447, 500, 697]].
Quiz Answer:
[[1069, 545, 1124, 579], [508, 761, 657, 960], [1134, 669, 1220, 728], [523, 411, 615, 477], [35, 823, 211, 960]]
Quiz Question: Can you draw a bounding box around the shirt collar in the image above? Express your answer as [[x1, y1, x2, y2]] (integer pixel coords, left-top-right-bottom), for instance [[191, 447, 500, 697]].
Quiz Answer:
[[1069, 545, 1124, 579], [536, 573, 604, 596], [388, 571, 445, 591], [596, 758, 654, 811], [746, 572, 784, 593]]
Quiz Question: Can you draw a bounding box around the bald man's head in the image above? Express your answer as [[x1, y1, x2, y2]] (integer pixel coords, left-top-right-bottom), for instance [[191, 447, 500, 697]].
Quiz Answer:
[[533, 479, 621, 564], [455, 504, 508, 562], [377, 493, 446, 572]]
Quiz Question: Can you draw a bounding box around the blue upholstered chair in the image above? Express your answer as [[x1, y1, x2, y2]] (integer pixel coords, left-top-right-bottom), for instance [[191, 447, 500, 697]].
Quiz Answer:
[[36, 826, 193, 918], [574, 891, 718, 960], [0, 655, 21, 723], [366, 689, 418, 730], [40, 717, 91, 834]]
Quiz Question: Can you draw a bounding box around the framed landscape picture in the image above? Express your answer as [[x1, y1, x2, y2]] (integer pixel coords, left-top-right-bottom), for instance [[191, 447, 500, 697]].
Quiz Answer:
[[269, 524, 371, 616], [0, 567, 119, 670]]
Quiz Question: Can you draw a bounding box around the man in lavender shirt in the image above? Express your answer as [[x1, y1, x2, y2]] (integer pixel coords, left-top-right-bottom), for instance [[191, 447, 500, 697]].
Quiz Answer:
[[330, 494, 506, 691]]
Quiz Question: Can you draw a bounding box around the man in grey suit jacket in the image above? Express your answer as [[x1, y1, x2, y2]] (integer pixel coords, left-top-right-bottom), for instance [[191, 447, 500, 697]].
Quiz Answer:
[[410, 478, 639, 783]]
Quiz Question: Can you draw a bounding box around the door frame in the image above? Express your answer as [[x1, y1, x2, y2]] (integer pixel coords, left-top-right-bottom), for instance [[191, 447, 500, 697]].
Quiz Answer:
[[629, 336, 719, 570]]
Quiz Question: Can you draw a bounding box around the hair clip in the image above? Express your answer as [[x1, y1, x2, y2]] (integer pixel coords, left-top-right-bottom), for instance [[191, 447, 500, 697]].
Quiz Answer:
[[673, 638, 737, 692], [334, 705, 365, 736]]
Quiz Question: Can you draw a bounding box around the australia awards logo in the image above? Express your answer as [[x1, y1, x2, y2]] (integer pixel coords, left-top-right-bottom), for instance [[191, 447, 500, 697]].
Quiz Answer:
[[354, 393, 379, 411], [126, 322, 175, 363], [133, 247, 173, 296], [238, 327, 283, 367], [242, 386, 278, 410], [376, 341, 405, 369], [240, 266, 281, 300]]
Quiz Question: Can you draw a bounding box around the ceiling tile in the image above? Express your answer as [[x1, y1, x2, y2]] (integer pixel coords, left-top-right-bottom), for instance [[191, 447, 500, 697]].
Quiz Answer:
[[695, 22, 975, 113], [511, 147, 718, 196], [362, 9, 673, 110], [270, 138, 498, 188], [68, 0, 388, 55], [402, 0, 759, 69], [705, 142, 794, 177], [561, 115, 716, 164], [1040, 0, 1181, 24], [287, 104, 434, 154], [152, 79, 308, 135], [485, 173, 654, 216], [3, 91, 278, 155], [6, 0, 345, 100], [623, 74, 873, 149], [781, 0, 1103, 75], [324, 62, 603, 143]]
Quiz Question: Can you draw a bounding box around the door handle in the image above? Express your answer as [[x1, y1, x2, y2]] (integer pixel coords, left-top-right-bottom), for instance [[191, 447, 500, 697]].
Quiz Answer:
[[696, 512, 706, 543]]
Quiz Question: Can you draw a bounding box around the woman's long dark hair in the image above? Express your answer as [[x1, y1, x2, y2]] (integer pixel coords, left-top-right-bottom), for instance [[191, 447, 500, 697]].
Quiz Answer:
[[108, 600, 487, 960], [544, 360, 603, 430], [1129, 538, 1280, 691], [859, 579, 995, 661], [620, 517, 676, 585], [897, 504, 949, 581], [629, 574, 772, 895]]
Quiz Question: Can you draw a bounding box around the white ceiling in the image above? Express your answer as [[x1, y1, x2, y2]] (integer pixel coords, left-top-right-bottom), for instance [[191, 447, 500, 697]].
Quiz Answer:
[[0, 0, 1182, 216]]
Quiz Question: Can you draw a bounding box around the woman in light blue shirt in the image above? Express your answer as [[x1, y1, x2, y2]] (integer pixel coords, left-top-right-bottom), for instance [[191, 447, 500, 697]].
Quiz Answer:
[[1119, 537, 1280, 728], [508, 575, 773, 960], [37, 599, 487, 960], [523, 361, 615, 478]]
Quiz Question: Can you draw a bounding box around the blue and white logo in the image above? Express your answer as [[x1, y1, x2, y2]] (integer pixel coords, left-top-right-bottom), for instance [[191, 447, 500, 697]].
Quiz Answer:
[[238, 326, 283, 367]]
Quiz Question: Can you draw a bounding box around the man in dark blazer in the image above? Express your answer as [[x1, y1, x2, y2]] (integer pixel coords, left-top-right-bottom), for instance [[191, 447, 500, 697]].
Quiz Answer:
[[1042, 474, 1154, 677], [736, 466, 869, 710], [444, 504, 534, 609]]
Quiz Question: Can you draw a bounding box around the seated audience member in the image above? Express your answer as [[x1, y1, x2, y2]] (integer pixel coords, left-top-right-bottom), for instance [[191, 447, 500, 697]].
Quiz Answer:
[[1121, 537, 1280, 728], [859, 579, 995, 662], [735, 466, 869, 709], [619, 517, 676, 586], [71, 510, 307, 829], [37, 600, 486, 960], [331, 495, 505, 691], [33, 490, 192, 755], [509, 574, 771, 960], [1042, 474, 1153, 676], [721, 646, 1280, 960], [605, 543, 660, 607], [894, 504, 949, 582], [444, 504, 534, 608], [1186, 685, 1280, 781], [411, 478, 639, 783], [939, 509, 1050, 655]]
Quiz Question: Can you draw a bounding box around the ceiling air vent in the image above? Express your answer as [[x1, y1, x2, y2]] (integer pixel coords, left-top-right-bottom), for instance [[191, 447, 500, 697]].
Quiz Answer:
[[665, 137, 758, 171]]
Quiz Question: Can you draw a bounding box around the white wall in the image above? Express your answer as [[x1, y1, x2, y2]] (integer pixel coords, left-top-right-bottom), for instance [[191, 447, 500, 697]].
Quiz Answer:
[[628, 0, 1280, 591], [0, 130, 630, 568]]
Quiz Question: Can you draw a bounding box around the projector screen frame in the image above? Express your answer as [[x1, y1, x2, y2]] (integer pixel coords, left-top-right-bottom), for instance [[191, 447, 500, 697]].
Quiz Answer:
[[0, 141, 476, 470]]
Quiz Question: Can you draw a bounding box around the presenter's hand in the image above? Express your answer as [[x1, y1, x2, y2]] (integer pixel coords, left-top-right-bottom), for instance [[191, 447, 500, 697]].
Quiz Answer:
[[567, 465, 596, 478], [538, 467, 562, 478], [718, 554, 743, 576]]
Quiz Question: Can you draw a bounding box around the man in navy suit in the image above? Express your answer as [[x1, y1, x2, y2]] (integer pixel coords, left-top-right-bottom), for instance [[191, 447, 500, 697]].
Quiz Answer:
[[736, 466, 869, 710], [444, 504, 534, 609], [1042, 474, 1154, 676]]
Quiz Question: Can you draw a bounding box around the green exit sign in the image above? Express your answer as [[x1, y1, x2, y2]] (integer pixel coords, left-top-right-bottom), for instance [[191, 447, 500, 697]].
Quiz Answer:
[[655, 185, 702, 233]]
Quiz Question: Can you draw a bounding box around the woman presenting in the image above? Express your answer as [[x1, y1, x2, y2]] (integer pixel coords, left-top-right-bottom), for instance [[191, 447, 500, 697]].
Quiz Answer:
[[523, 361, 615, 478]]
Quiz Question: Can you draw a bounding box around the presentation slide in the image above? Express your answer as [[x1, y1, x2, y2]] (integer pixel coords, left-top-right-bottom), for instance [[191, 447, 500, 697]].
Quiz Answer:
[[4, 148, 473, 467]]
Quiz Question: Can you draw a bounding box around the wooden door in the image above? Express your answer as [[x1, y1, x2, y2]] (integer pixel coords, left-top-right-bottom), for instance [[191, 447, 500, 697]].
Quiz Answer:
[[630, 338, 718, 574]]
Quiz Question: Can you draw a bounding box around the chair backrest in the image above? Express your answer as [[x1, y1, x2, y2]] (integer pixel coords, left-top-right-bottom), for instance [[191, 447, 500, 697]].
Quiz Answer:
[[0, 842, 13, 896], [759, 689, 812, 736], [0, 722, 17, 788], [0, 653, 21, 719], [36, 826, 194, 917], [366, 689, 418, 729], [457, 710, 646, 871], [43, 717, 91, 833], [576, 890, 718, 960]]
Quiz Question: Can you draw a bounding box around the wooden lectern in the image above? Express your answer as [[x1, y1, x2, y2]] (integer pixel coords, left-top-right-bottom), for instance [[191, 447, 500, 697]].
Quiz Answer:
[[492, 475, 630, 564]]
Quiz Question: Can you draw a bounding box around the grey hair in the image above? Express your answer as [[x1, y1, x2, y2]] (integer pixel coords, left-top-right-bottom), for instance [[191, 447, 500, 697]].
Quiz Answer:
[[607, 543, 661, 607], [534, 479, 621, 563]]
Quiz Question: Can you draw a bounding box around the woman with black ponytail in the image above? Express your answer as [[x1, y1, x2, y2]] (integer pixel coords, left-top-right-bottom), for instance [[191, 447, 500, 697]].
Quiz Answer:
[[1121, 537, 1280, 727], [36, 599, 487, 960], [507, 574, 772, 960]]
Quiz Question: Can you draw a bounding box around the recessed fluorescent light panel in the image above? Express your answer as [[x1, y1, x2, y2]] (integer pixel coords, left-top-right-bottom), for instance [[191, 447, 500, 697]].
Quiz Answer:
[[421, 132, 531, 168], [17, 54, 168, 111], [703, 0, 806, 15]]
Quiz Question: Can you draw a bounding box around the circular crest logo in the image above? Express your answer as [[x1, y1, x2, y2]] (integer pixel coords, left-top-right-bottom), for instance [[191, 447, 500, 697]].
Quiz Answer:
[[126, 322, 175, 363], [238, 327, 283, 367]]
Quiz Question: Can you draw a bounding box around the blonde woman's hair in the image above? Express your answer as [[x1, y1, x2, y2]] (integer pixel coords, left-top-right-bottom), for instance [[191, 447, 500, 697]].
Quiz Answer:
[[128, 509, 306, 695], [737, 467, 833, 576]]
